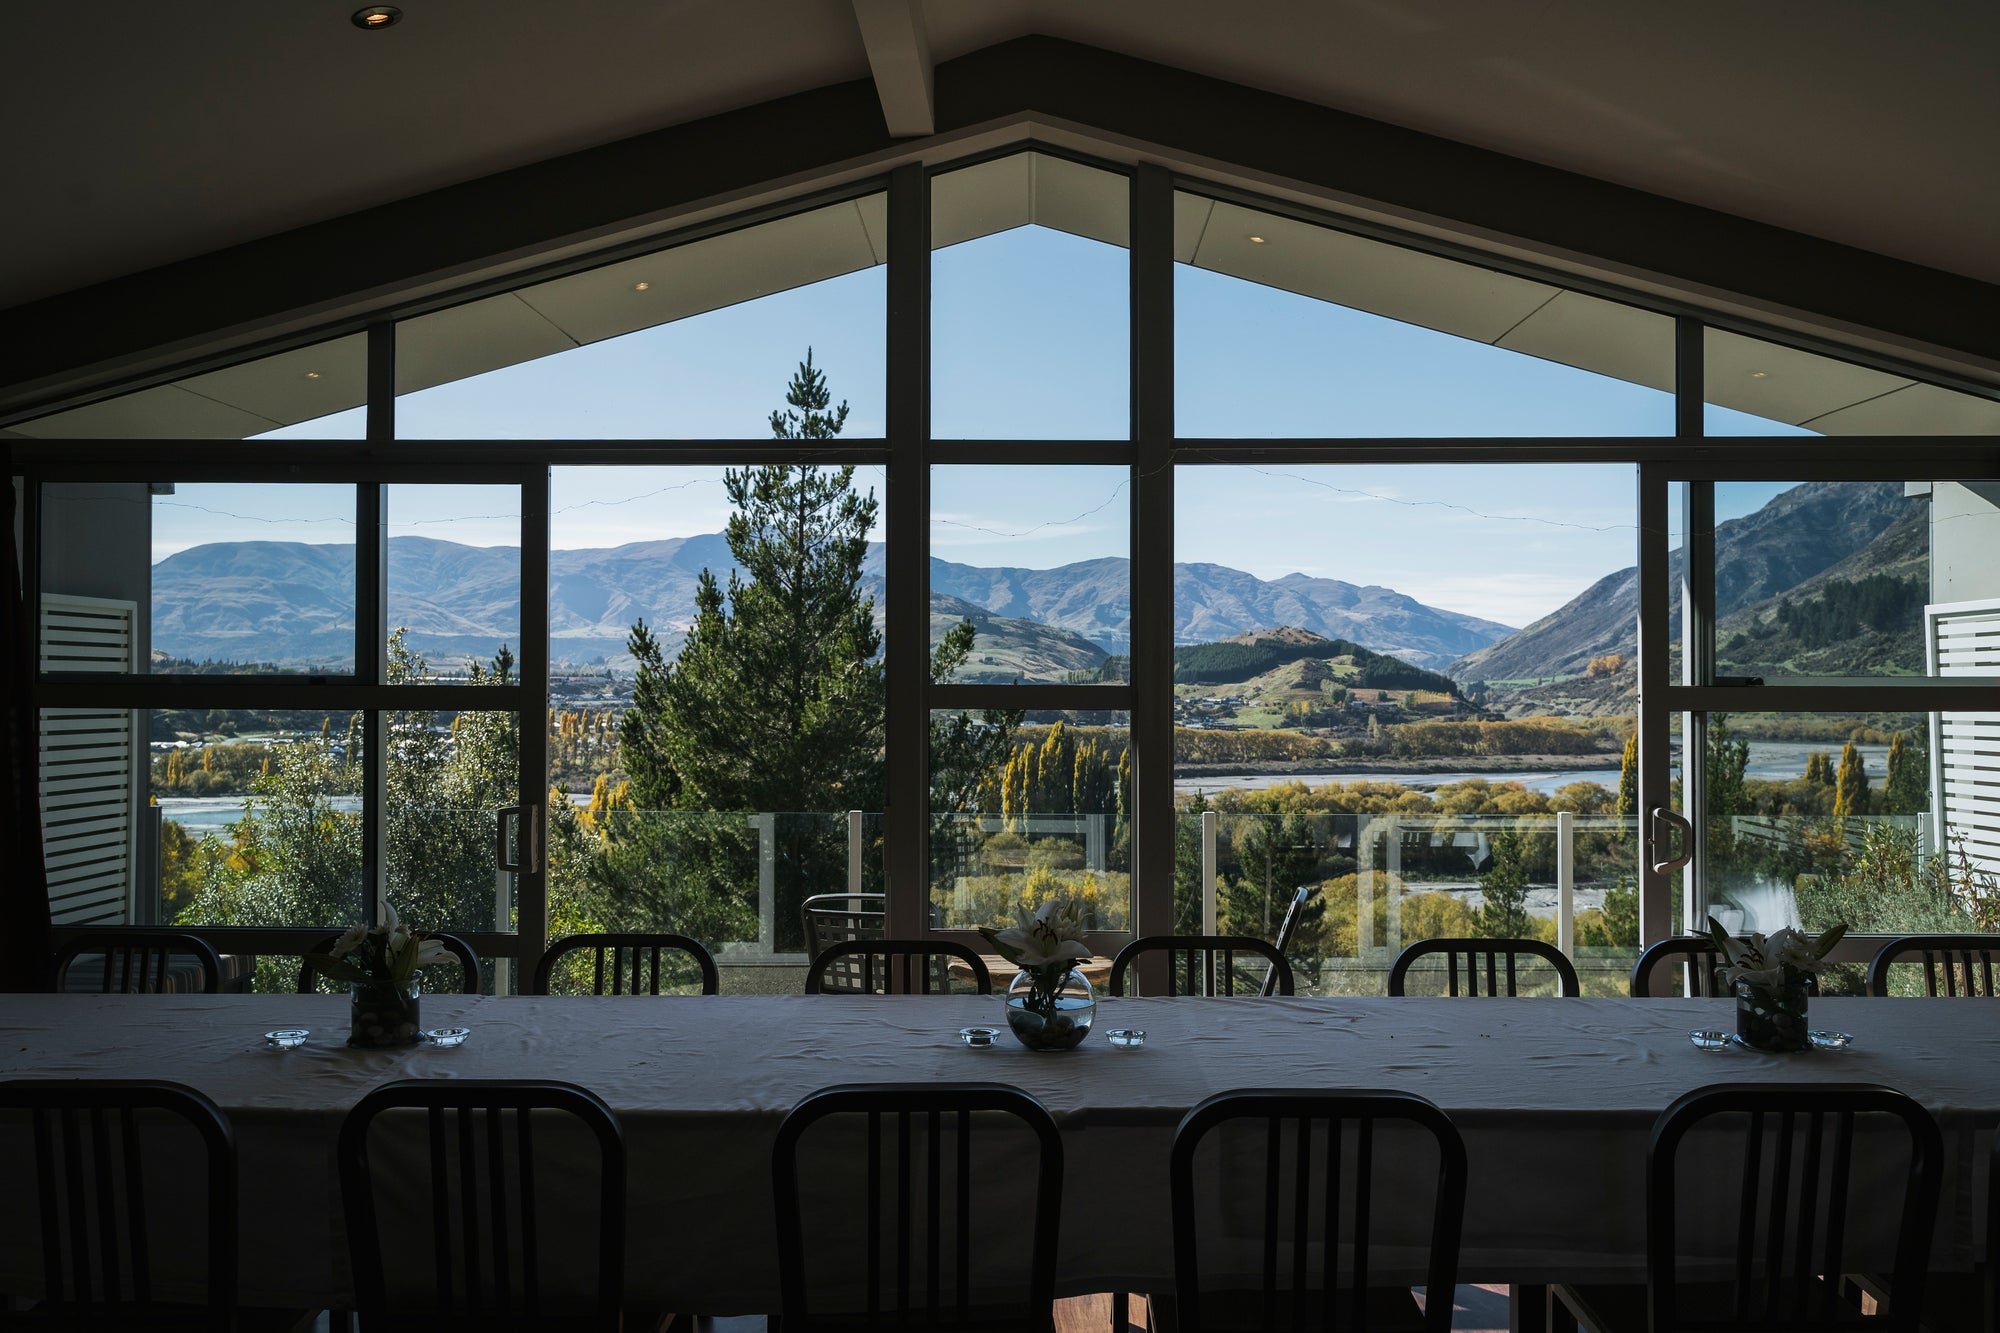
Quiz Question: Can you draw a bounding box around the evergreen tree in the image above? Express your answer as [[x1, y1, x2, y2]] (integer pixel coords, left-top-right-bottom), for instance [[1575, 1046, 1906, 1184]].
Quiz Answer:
[[1834, 740, 1872, 818], [1704, 713, 1750, 856], [1476, 826, 1532, 939], [1882, 731, 1928, 816]]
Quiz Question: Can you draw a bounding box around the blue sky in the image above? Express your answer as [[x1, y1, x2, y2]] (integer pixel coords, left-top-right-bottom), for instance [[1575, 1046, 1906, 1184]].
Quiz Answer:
[[162, 224, 1812, 629]]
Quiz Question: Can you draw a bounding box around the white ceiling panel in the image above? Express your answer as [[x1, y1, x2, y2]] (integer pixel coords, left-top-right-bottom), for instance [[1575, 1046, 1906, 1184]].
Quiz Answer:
[[933, 155, 1034, 249], [176, 334, 369, 426], [1704, 330, 1913, 428], [396, 293, 576, 398], [1810, 381, 2000, 437], [1189, 201, 1557, 344], [1499, 290, 1676, 394], [12, 385, 278, 440]]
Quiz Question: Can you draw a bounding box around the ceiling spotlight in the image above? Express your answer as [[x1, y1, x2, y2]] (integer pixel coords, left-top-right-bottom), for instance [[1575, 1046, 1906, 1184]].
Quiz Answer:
[[1247, 234, 1267, 244], [304, 371, 322, 380], [351, 6, 402, 30], [1749, 370, 1768, 379], [632, 281, 650, 292]]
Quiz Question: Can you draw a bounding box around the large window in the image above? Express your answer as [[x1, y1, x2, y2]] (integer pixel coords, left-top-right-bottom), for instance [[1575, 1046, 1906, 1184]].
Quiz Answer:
[[12, 146, 2000, 990]]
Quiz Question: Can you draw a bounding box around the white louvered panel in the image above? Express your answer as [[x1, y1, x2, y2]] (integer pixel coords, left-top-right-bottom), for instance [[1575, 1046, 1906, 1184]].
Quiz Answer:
[[36, 594, 137, 925], [1928, 598, 2000, 878]]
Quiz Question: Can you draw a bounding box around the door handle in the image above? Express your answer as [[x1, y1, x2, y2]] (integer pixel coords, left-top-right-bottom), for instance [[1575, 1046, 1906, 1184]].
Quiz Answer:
[[1650, 807, 1693, 876], [496, 805, 542, 873]]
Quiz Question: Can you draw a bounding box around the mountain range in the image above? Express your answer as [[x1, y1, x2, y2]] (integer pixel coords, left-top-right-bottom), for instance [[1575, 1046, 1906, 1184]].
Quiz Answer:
[[148, 537, 1520, 675]]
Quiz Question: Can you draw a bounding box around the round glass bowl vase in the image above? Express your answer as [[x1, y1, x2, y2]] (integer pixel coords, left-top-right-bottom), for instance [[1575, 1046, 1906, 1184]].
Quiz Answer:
[[1004, 966, 1096, 1052], [349, 977, 423, 1048], [1734, 977, 1810, 1053]]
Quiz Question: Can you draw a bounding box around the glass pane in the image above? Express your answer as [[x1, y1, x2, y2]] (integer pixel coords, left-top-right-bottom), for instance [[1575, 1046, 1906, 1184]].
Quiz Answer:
[[548, 460, 888, 991], [1705, 329, 2000, 436], [11, 335, 367, 440], [929, 464, 1129, 681], [386, 483, 521, 683], [1711, 480, 1932, 680], [931, 711, 1132, 938], [1689, 711, 1995, 996], [147, 710, 366, 992], [39, 481, 357, 677], [931, 153, 1129, 439], [385, 709, 518, 935], [1176, 194, 1674, 436], [395, 198, 886, 438]]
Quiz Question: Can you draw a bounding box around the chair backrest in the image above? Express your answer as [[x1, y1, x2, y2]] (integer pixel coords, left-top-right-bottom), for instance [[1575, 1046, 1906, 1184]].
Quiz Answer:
[[1387, 937, 1579, 997], [1171, 1088, 1466, 1333], [804, 939, 991, 994], [53, 931, 223, 994], [1647, 1082, 1941, 1333], [1631, 935, 1821, 999], [1110, 935, 1294, 997], [0, 1079, 236, 1329], [531, 932, 719, 996], [338, 1079, 625, 1329], [801, 892, 886, 960], [1265, 887, 1315, 997], [772, 1082, 1062, 1332], [297, 929, 484, 995], [1866, 933, 2000, 997]]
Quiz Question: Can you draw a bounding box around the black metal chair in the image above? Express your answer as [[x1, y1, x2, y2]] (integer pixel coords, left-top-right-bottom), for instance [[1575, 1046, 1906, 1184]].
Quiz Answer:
[[801, 892, 886, 960], [1266, 886, 1316, 997], [1866, 933, 2000, 997], [1630, 935, 1821, 999], [771, 1082, 1063, 1332], [1168, 1088, 1467, 1333], [1552, 1083, 1943, 1333], [804, 938, 991, 994], [0, 1079, 238, 1330], [1387, 937, 1580, 997], [52, 930, 223, 994], [531, 932, 719, 996], [1109, 935, 1294, 997], [296, 930, 483, 995], [337, 1079, 626, 1331]]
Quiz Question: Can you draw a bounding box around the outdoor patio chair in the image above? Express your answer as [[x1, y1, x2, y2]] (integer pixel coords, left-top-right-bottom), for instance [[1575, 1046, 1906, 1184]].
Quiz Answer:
[[772, 1082, 1062, 1332], [803, 938, 991, 994], [1387, 937, 1580, 997], [532, 932, 719, 996], [296, 929, 483, 995], [1167, 1088, 1467, 1333], [1108, 935, 1293, 997], [800, 892, 886, 960], [338, 1079, 627, 1331], [1865, 933, 2000, 997], [53, 930, 223, 994], [1552, 1082, 1942, 1333], [1629, 934, 1817, 999], [1266, 886, 1316, 996]]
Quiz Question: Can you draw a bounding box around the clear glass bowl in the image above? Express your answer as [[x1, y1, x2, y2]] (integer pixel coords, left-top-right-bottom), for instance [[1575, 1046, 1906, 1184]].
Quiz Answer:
[[1107, 1028, 1146, 1049], [264, 1028, 310, 1049], [424, 1027, 472, 1047], [958, 1026, 999, 1048]]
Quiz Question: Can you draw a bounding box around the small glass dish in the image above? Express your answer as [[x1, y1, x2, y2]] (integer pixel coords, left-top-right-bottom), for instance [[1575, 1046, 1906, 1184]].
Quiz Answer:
[[1808, 1029, 1854, 1051], [958, 1026, 999, 1048], [424, 1027, 471, 1048], [1107, 1027, 1146, 1049], [264, 1028, 310, 1049], [1688, 1029, 1729, 1052]]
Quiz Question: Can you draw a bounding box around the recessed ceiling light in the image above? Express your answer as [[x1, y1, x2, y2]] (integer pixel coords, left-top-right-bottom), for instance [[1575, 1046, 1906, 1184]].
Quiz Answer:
[[304, 371, 321, 380], [351, 6, 402, 30], [632, 281, 650, 292], [1247, 234, 1267, 244], [1749, 370, 1768, 379]]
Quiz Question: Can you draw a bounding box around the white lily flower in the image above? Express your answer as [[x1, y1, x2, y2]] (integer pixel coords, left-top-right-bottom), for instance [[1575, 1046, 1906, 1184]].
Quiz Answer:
[[985, 897, 1093, 971], [413, 938, 453, 969], [329, 922, 369, 960]]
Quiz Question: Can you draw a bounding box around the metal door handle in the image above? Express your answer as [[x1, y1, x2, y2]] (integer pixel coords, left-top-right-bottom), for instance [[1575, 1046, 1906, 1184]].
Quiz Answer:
[[1650, 807, 1693, 876]]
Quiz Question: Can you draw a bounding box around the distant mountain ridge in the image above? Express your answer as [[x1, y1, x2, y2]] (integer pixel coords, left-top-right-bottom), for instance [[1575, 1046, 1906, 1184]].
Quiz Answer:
[[148, 535, 1519, 674]]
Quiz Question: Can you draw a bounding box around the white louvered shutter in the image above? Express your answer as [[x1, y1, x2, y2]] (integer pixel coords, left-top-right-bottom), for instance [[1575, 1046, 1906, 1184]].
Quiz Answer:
[[1928, 599, 2000, 878], [38, 595, 138, 924]]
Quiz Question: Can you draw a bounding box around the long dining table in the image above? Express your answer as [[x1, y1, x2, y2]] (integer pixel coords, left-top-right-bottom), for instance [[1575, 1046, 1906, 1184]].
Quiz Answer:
[[0, 991, 1994, 1311]]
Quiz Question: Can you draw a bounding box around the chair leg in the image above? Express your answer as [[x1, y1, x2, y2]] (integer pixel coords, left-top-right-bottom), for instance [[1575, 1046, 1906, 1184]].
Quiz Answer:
[[1112, 1291, 1129, 1331], [1511, 1284, 1550, 1333]]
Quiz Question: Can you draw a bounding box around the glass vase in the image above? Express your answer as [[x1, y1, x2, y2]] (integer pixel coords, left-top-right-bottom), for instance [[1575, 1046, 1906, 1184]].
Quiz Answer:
[[349, 977, 423, 1048], [1005, 966, 1096, 1052], [1735, 977, 1809, 1052]]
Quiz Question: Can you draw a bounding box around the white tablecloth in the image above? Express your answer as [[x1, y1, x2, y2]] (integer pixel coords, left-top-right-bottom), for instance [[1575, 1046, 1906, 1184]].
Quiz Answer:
[[0, 993, 1993, 1309]]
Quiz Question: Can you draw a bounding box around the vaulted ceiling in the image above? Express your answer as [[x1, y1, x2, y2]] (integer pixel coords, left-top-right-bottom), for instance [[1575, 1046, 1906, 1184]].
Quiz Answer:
[[4, 1, 1997, 388]]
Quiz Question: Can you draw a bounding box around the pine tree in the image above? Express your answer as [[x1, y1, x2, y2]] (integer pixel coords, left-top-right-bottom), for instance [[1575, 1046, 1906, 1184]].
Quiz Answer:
[[1476, 827, 1532, 939]]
